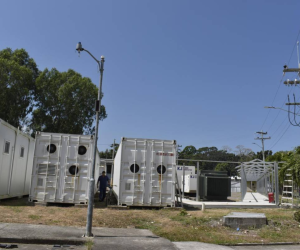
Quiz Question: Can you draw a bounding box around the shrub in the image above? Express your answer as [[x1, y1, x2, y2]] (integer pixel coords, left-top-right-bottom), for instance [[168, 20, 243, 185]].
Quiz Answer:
[[294, 210, 300, 223], [179, 209, 187, 216]]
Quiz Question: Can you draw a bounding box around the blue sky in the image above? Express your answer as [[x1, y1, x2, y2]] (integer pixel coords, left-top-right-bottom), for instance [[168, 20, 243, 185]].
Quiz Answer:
[[1, 0, 300, 154]]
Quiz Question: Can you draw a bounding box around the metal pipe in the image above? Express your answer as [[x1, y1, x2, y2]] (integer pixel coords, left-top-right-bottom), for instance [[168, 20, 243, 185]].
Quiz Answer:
[[182, 163, 185, 203], [196, 161, 200, 202], [85, 52, 105, 237], [178, 159, 241, 164]]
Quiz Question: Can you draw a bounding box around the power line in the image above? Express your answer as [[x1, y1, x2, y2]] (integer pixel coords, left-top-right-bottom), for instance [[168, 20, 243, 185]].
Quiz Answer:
[[269, 122, 291, 150], [260, 29, 300, 131], [267, 82, 298, 133]]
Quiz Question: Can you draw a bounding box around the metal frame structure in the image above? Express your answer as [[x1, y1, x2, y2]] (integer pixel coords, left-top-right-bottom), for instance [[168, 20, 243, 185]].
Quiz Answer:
[[177, 158, 280, 205], [235, 159, 279, 205]]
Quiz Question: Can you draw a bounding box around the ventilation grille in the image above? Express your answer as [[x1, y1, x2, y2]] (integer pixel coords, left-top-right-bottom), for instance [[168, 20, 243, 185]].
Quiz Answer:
[[37, 178, 43, 186], [38, 164, 56, 175]]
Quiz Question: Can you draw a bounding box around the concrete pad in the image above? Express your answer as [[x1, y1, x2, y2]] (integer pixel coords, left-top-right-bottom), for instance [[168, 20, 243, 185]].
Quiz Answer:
[[0, 223, 177, 250], [182, 198, 277, 209], [174, 242, 234, 250], [223, 212, 267, 229]]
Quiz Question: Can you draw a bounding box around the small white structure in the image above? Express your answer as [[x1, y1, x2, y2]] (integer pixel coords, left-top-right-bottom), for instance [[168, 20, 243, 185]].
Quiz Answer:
[[29, 132, 100, 204], [113, 137, 177, 207], [0, 119, 35, 200], [99, 159, 114, 181], [183, 174, 197, 193], [231, 176, 241, 193], [176, 165, 195, 190]]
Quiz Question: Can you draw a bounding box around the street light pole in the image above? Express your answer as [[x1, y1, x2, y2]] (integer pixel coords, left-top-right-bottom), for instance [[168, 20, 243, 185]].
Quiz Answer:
[[76, 42, 105, 237]]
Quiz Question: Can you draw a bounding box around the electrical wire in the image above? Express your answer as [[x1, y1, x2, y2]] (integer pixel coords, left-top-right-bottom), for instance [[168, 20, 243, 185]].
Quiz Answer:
[[269, 105, 300, 149], [260, 29, 300, 131], [269, 122, 291, 150]]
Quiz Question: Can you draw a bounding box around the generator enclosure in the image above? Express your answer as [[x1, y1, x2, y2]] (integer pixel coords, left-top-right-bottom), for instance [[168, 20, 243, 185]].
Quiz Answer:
[[176, 165, 195, 190], [113, 137, 177, 207], [29, 132, 100, 204], [199, 170, 231, 200], [0, 119, 35, 200], [183, 174, 197, 193]]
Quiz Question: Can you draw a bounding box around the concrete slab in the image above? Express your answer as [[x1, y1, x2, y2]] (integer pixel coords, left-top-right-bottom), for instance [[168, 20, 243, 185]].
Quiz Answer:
[[182, 198, 277, 209], [174, 242, 234, 250], [231, 245, 300, 250], [0, 243, 85, 250], [223, 212, 267, 229], [0, 223, 177, 250], [243, 193, 269, 203]]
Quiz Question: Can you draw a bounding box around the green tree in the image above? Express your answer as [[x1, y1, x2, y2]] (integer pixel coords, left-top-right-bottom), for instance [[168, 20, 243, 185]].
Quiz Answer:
[[279, 147, 300, 186], [0, 48, 39, 128], [31, 68, 107, 135], [256, 150, 273, 160], [99, 143, 119, 159], [215, 162, 237, 176]]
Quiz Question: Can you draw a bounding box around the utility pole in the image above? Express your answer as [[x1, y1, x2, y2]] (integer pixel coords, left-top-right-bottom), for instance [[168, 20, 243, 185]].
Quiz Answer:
[[76, 42, 105, 237], [282, 41, 300, 126], [255, 131, 271, 163]]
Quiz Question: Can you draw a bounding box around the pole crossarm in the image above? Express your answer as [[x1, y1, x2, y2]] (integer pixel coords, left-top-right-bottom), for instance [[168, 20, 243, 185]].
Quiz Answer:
[[284, 80, 300, 85], [283, 68, 300, 72]]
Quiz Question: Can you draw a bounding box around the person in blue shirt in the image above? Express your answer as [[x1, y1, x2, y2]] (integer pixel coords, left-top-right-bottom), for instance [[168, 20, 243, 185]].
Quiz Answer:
[[97, 171, 110, 202]]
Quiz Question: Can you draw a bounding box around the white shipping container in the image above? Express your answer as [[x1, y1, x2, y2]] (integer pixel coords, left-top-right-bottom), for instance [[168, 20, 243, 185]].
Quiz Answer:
[[182, 174, 197, 193], [113, 137, 177, 207], [0, 119, 35, 200], [29, 132, 100, 204], [176, 165, 195, 190]]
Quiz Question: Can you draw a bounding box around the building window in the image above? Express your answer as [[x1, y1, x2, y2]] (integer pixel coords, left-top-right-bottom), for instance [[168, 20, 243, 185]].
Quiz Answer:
[[4, 141, 10, 154], [20, 147, 25, 157]]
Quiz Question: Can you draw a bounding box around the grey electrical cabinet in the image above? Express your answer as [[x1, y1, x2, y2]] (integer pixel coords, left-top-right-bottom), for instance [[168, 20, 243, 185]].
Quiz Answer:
[[199, 170, 231, 200]]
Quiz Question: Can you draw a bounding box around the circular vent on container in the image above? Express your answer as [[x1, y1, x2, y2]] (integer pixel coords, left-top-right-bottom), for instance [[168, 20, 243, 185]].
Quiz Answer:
[[78, 145, 87, 155], [130, 164, 140, 173], [157, 165, 166, 174], [69, 165, 79, 175], [46, 144, 57, 154]]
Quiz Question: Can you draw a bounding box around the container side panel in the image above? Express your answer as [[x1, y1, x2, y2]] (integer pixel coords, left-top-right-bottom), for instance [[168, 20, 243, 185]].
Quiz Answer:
[[112, 143, 122, 203], [9, 134, 29, 196], [0, 124, 16, 198]]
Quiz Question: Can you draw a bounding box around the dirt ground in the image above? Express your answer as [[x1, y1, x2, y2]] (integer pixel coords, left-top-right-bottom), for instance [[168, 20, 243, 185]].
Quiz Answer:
[[0, 197, 300, 245]]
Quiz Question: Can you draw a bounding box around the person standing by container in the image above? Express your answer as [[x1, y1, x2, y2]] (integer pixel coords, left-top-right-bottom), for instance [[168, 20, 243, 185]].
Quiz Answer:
[[97, 171, 110, 202]]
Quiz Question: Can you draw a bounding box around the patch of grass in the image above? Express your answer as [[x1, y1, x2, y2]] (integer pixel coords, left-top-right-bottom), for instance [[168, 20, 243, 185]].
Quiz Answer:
[[9, 207, 22, 213], [28, 215, 41, 220], [85, 240, 93, 250], [2, 197, 300, 245]]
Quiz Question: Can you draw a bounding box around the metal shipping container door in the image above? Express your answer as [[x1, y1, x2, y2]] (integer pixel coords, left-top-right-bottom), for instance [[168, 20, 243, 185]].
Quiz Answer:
[[119, 139, 176, 206], [0, 123, 16, 198], [9, 133, 32, 197], [30, 133, 94, 203]]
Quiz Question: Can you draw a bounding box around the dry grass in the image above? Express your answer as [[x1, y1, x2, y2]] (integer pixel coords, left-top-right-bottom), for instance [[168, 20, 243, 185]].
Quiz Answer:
[[0, 197, 300, 245]]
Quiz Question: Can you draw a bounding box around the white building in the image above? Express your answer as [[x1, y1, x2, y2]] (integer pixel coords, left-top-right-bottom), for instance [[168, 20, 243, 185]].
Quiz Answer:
[[0, 119, 35, 200]]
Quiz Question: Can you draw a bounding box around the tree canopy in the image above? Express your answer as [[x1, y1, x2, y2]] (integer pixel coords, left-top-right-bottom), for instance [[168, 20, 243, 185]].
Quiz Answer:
[[0, 48, 39, 127], [0, 48, 107, 135], [30, 68, 107, 135]]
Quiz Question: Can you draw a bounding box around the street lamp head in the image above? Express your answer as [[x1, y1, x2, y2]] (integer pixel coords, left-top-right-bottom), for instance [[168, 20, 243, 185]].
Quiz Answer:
[[264, 106, 275, 109], [76, 42, 84, 53]]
